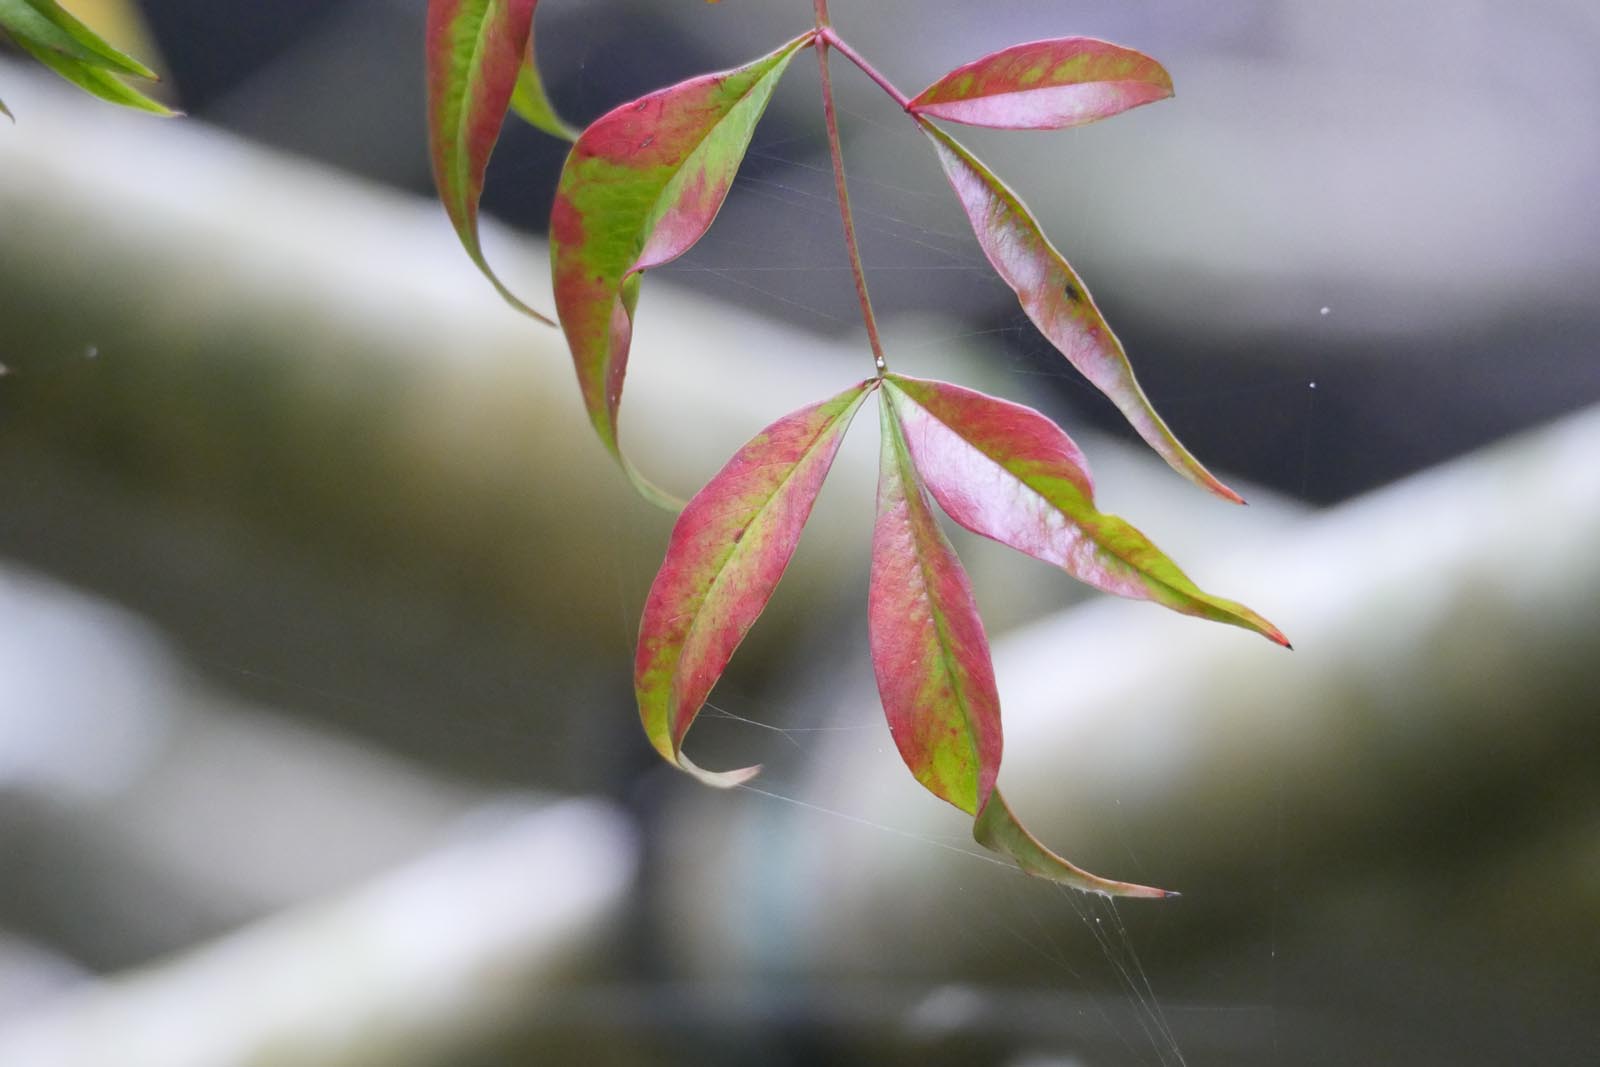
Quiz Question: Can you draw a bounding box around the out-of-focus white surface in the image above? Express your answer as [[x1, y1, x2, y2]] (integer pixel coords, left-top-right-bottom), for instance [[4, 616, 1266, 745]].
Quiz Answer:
[[0, 799, 636, 1067]]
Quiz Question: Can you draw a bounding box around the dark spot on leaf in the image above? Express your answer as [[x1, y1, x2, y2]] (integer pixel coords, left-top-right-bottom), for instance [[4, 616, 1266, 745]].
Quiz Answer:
[[732, 528, 745, 544], [1063, 282, 1080, 302]]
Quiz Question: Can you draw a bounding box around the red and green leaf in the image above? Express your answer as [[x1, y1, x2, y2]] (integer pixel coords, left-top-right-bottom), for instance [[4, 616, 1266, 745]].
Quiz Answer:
[[909, 37, 1172, 131], [635, 379, 873, 786], [425, 0, 560, 322], [884, 374, 1288, 645], [920, 120, 1241, 503], [875, 393, 1174, 896], [0, 0, 172, 116], [550, 33, 810, 507], [870, 395, 1003, 815]]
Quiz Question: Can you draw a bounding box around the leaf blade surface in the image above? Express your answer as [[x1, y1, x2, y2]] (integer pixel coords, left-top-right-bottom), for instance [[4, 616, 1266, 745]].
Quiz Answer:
[[909, 37, 1171, 130], [425, 0, 556, 321], [635, 380, 873, 785], [550, 34, 809, 499], [920, 120, 1239, 502], [0, 0, 157, 77], [885, 374, 1287, 645], [870, 396, 1003, 815]]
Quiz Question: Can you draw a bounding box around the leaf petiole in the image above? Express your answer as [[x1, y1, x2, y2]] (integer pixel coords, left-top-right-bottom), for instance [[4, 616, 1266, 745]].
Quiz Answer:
[[812, 14, 889, 375]]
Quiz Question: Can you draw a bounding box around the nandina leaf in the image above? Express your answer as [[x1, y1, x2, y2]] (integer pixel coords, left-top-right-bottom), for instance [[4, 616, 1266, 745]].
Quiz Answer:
[[884, 374, 1288, 645], [425, 0, 557, 322], [870, 396, 1003, 815], [0, 0, 157, 78], [909, 37, 1172, 130], [875, 395, 1176, 896], [635, 379, 873, 786], [975, 791, 1173, 898], [920, 120, 1241, 503], [509, 25, 576, 141], [551, 33, 810, 507], [0, 0, 172, 116]]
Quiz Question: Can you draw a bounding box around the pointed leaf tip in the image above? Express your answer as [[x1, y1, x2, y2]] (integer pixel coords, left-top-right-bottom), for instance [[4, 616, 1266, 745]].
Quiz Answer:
[[910, 37, 1172, 131], [425, 0, 558, 322], [509, 24, 578, 141], [871, 396, 1003, 816], [636, 381, 874, 781], [918, 121, 1240, 502], [976, 791, 1174, 899], [551, 33, 808, 494], [883, 374, 1285, 644]]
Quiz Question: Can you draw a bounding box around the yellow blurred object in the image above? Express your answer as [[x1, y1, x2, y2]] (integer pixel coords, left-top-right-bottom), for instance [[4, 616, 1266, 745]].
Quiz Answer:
[[60, 0, 164, 73]]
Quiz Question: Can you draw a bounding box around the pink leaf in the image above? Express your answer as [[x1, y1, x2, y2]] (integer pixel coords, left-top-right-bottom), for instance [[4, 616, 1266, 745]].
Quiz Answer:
[[920, 120, 1243, 503], [635, 380, 874, 786], [909, 37, 1172, 130], [885, 374, 1288, 645], [870, 396, 1003, 815]]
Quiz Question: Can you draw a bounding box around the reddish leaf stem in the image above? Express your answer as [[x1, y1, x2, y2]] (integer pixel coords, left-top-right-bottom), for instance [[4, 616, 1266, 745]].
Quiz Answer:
[[813, 12, 889, 374], [817, 28, 912, 110]]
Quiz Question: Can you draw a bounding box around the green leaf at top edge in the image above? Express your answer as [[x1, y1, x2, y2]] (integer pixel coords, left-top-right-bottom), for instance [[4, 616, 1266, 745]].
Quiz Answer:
[[0, 0, 157, 79]]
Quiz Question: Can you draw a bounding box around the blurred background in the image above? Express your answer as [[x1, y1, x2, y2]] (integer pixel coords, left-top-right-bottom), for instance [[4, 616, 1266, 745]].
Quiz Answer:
[[2, 1, 1598, 1064]]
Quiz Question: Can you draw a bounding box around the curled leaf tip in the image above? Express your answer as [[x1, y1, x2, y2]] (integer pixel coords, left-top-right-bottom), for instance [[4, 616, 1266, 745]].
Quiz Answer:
[[975, 791, 1175, 899], [677, 752, 762, 789]]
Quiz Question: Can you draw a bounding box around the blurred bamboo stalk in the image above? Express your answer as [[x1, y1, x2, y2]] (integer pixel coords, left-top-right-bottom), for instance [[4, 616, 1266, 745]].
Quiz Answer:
[[0, 799, 637, 1067]]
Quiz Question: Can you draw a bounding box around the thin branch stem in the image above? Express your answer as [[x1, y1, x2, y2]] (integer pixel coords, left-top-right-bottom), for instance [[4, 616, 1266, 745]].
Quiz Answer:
[[818, 28, 911, 110], [813, 16, 889, 374]]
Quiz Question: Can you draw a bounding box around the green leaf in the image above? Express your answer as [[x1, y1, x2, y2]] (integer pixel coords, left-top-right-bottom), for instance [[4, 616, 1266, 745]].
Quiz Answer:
[[884, 374, 1288, 645], [550, 33, 810, 508], [425, 0, 557, 323], [0, 0, 172, 117], [0, 0, 156, 78], [909, 36, 1172, 131], [635, 380, 873, 786], [509, 33, 576, 141], [920, 119, 1242, 503], [6, 34, 172, 116]]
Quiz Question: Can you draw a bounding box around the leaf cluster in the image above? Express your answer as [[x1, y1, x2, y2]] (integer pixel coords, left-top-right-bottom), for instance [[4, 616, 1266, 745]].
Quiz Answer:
[[422, 2, 1295, 896]]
